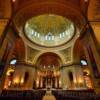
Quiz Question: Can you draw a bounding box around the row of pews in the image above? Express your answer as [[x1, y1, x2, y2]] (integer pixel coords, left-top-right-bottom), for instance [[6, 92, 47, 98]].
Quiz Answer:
[[0, 89, 100, 100], [0, 90, 45, 100], [52, 90, 100, 100]]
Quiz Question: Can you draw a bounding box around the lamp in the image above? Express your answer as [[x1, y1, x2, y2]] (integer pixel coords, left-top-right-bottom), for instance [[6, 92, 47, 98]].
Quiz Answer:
[[12, 0, 16, 3]]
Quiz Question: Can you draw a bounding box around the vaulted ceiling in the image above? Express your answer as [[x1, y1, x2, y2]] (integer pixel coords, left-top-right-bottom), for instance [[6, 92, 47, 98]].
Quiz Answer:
[[11, 0, 88, 51], [13, 0, 87, 32], [0, 0, 100, 62], [0, 0, 99, 35], [0, 0, 89, 40], [36, 52, 61, 69]]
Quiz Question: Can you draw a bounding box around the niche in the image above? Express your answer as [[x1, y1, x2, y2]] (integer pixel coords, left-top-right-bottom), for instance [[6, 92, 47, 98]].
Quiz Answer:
[[68, 71, 73, 81], [24, 72, 29, 83]]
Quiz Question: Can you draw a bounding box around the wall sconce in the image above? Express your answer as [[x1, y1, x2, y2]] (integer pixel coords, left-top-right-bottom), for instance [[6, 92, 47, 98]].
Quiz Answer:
[[13, 77, 24, 87], [20, 77, 24, 85], [74, 79, 77, 84], [78, 78, 83, 84], [36, 79, 39, 88], [8, 81, 12, 87], [59, 80, 62, 87], [78, 78, 84, 87], [13, 78, 20, 85]]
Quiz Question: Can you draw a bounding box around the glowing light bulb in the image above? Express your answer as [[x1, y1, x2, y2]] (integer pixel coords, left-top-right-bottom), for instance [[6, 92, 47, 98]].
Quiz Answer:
[[48, 36, 51, 40], [62, 32, 65, 37], [52, 36, 54, 40], [45, 36, 48, 40], [12, 0, 16, 2], [44, 65, 46, 69], [48, 65, 50, 68], [37, 33, 40, 38], [20, 78, 24, 84], [34, 32, 37, 36], [60, 34, 62, 38], [32, 30, 34, 35]]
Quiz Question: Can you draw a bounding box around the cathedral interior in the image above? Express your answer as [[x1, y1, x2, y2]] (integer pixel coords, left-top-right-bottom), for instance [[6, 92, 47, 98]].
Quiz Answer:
[[0, 0, 100, 100]]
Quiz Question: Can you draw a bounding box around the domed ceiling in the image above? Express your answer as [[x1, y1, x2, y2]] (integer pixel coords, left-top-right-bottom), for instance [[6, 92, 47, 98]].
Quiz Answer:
[[24, 14, 75, 47]]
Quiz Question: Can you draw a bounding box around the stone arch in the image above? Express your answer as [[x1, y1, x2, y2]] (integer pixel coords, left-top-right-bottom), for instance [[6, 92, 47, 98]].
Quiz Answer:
[[36, 52, 62, 67], [33, 51, 66, 65]]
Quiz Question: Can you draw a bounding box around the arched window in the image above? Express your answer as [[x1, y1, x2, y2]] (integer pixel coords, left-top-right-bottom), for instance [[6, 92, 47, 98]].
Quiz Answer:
[[10, 59, 17, 65], [80, 59, 88, 66], [24, 72, 29, 83]]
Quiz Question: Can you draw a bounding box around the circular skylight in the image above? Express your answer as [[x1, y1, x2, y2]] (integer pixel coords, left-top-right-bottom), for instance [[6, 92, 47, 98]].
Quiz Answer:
[[24, 14, 75, 47]]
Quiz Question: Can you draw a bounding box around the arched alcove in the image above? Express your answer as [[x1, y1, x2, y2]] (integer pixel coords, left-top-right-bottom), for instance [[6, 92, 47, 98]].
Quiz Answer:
[[68, 71, 73, 82], [24, 72, 29, 83], [36, 52, 62, 69]]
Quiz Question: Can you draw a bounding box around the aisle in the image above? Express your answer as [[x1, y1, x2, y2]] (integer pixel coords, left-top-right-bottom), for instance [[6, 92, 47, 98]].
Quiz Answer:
[[42, 90, 56, 100]]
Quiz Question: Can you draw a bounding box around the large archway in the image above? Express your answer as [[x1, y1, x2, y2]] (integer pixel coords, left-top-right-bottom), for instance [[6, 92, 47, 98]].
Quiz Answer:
[[35, 52, 62, 89], [36, 52, 62, 69]]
